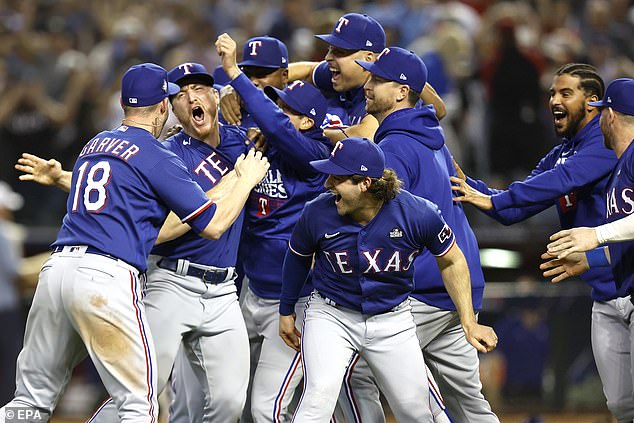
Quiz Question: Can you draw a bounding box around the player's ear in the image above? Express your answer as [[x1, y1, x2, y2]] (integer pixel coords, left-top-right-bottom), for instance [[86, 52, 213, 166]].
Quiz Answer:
[[586, 94, 599, 111], [299, 116, 314, 131], [364, 51, 376, 63], [281, 68, 289, 86], [396, 85, 409, 102]]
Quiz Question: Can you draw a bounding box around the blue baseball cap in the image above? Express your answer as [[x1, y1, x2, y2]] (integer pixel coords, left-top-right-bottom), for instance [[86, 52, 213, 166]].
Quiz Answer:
[[356, 47, 428, 93], [589, 78, 634, 116], [121, 63, 180, 107], [239, 36, 288, 69], [264, 81, 327, 126], [315, 13, 386, 53], [211, 65, 231, 89], [167, 62, 214, 88], [310, 137, 385, 178]]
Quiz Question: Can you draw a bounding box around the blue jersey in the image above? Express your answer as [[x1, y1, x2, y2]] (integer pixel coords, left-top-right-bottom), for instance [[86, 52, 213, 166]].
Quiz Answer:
[[604, 140, 634, 297], [312, 61, 367, 127], [282, 191, 456, 315], [150, 126, 250, 267], [230, 73, 332, 299], [54, 125, 216, 271], [376, 106, 485, 310], [466, 115, 618, 301]]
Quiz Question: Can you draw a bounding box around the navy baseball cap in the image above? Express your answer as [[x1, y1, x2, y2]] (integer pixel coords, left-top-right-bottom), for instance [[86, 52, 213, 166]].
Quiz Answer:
[[239, 36, 288, 69], [121, 63, 180, 107], [310, 137, 385, 178], [589, 78, 634, 116], [167, 62, 214, 88], [356, 47, 428, 93], [211, 65, 231, 89], [264, 81, 327, 126], [315, 13, 386, 53]]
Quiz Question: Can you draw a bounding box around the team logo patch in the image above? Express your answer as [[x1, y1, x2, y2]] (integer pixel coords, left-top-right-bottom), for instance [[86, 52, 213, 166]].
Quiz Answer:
[[437, 224, 452, 243], [399, 73, 407, 80], [162, 80, 168, 93], [365, 40, 373, 47], [128, 98, 138, 104], [389, 227, 403, 238], [360, 165, 368, 171]]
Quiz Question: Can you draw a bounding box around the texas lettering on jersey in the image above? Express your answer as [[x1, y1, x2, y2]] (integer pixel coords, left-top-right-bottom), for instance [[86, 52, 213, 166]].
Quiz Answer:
[[606, 185, 634, 218], [194, 151, 229, 184], [323, 249, 418, 274]]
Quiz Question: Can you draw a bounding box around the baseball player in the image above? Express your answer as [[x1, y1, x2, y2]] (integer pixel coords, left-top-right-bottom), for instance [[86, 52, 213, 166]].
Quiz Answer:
[[542, 78, 634, 422], [0, 63, 269, 422], [338, 46, 499, 422], [12, 63, 267, 422], [450, 64, 630, 421], [216, 33, 335, 422], [285, 12, 446, 143], [279, 137, 497, 422]]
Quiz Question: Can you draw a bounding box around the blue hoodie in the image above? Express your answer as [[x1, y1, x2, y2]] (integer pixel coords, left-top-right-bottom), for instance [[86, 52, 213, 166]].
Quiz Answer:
[[376, 106, 485, 310], [466, 115, 618, 301]]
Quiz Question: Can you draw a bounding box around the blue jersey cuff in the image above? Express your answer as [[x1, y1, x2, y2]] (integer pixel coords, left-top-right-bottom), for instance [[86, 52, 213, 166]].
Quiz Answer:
[[279, 302, 296, 316], [586, 247, 610, 267]]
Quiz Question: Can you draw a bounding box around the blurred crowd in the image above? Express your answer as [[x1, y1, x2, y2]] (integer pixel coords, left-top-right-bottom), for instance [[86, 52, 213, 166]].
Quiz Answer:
[[0, 0, 632, 226]]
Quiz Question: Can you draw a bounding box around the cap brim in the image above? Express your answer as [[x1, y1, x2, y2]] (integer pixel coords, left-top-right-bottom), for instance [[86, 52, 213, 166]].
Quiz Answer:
[[315, 34, 361, 51], [588, 100, 608, 108], [173, 73, 215, 88], [167, 82, 180, 96], [309, 158, 353, 176], [265, 86, 304, 115], [355, 60, 394, 82], [238, 61, 283, 69]]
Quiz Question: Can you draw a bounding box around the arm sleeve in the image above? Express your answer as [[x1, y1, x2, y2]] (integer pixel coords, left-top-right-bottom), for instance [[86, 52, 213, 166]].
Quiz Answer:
[[415, 199, 456, 256], [230, 73, 330, 175], [382, 147, 413, 191], [279, 248, 313, 315], [312, 61, 335, 94], [148, 156, 216, 233], [465, 175, 551, 224], [596, 214, 634, 243], [279, 207, 316, 314], [491, 142, 615, 211]]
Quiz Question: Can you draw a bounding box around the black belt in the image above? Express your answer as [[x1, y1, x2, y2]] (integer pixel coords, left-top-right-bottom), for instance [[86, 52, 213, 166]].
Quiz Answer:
[[157, 258, 231, 284]]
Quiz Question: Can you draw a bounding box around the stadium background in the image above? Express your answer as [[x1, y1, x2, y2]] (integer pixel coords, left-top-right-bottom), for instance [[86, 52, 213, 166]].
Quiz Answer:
[[0, 0, 632, 421]]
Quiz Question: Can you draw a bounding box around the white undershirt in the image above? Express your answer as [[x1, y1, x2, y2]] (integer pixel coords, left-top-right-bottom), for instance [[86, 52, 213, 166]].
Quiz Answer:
[[596, 213, 634, 243]]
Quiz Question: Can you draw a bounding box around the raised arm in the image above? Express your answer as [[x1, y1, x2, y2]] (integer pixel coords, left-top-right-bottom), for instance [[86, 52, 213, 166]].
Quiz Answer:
[[323, 114, 379, 143], [288, 61, 320, 83], [421, 82, 446, 120], [435, 244, 498, 353]]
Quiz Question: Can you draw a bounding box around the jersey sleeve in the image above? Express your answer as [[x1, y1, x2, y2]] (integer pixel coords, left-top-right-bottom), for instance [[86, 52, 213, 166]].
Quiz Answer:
[[491, 141, 616, 211], [466, 176, 551, 224], [312, 61, 336, 94], [414, 198, 456, 256], [287, 202, 318, 257], [148, 156, 216, 233], [382, 143, 413, 191], [230, 73, 330, 175]]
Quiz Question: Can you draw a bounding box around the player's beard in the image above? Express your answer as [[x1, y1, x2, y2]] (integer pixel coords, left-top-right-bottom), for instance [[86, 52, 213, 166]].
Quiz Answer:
[[554, 102, 586, 138], [365, 95, 392, 120], [601, 116, 614, 150]]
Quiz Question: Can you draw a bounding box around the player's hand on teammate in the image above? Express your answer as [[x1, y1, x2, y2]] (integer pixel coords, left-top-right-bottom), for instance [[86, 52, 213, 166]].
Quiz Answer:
[[449, 159, 493, 210], [462, 322, 498, 353], [246, 127, 268, 153], [218, 85, 242, 126], [234, 148, 270, 186], [540, 251, 590, 283], [165, 123, 183, 138], [15, 153, 63, 187], [279, 313, 301, 352], [546, 227, 599, 258]]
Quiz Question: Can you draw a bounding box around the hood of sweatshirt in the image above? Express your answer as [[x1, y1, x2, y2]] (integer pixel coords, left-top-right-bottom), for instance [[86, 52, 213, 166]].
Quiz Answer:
[[374, 106, 444, 150]]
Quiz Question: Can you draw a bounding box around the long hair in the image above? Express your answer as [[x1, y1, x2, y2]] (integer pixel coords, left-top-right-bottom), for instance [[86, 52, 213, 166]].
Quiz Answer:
[[351, 168, 402, 201], [555, 63, 605, 99]]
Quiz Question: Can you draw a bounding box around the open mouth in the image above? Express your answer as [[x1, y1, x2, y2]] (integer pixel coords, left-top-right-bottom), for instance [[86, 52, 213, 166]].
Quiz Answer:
[[192, 106, 205, 123], [552, 109, 567, 124], [330, 67, 341, 84]]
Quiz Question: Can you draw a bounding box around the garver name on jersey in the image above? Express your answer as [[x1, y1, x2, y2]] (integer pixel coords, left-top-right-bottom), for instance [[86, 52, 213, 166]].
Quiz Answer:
[[253, 169, 287, 199], [324, 249, 418, 274], [606, 186, 634, 218]]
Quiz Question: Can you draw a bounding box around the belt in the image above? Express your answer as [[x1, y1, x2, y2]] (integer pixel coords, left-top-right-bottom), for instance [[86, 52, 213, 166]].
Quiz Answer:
[[53, 245, 120, 262], [157, 258, 233, 284], [316, 291, 409, 314]]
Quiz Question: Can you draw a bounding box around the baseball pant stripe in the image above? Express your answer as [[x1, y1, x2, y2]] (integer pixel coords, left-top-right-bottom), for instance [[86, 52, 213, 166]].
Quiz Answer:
[[130, 271, 156, 422], [344, 352, 363, 423], [273, 351, 302, 423], [428, 375, 444, 408], [85, 398, 113, 423], [291, 304, 312, 423]]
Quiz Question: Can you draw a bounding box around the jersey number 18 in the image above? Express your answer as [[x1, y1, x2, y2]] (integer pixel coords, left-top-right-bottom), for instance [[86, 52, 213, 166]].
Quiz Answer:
[[72, 161, 112, 213]]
